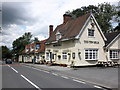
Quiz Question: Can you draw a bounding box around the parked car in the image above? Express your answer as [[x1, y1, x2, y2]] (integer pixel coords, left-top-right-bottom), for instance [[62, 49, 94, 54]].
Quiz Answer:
[[5, 59, 12, 64]]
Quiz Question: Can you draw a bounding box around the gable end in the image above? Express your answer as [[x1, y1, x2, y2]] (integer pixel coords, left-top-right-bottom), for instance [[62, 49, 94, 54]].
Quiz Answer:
[[75, 14, 107, 41]]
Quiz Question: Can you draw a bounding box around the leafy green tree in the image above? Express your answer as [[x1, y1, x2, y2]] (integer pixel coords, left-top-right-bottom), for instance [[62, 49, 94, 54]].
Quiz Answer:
[[1, 46, 12, 59], [12, 32, 33, 58], [68, 3, 116, 33], [32, 37, 39, 43], [114, 2, 120, 31]]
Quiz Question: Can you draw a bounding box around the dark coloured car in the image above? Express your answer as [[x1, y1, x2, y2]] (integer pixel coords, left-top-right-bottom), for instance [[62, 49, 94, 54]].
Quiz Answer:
[[5, 59, 12, 64]]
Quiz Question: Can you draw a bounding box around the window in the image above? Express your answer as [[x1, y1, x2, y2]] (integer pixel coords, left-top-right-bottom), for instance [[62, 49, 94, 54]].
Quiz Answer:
[[72, 53, 75, 59], [110, 50, 119, 59], [56, 32, 61, 40], [46, 53, 49, 60], [88, 29, 94, 37], [62, 52, 67, 60], [85, 49, 98, 60], [52, 54, 54, 59], [36, 44, 40, 49], [37, 55, 39, 59], [26, 48, 29, 52]]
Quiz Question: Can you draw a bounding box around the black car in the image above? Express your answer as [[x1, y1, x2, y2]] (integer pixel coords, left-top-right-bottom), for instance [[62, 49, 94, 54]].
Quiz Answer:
[[5, 59, 12, 64]]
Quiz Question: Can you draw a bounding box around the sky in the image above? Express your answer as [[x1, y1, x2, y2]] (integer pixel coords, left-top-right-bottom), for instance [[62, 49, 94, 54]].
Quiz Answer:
[[0, 0, 119, 49]]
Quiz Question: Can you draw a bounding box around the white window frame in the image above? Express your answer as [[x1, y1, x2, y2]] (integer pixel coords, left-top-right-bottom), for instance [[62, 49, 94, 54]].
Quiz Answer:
[[85, 49, 98, 60], [56, 32, 61, 40], [46, 53, 49, 60], [72, 52, 75, 59], [110, 50, 119, 59], [36, 44, 40, 50], [37, 55, 39, 59], [62, 52, 67, 60], [88, 29, 95, 37], [26, 48, 29, 52]]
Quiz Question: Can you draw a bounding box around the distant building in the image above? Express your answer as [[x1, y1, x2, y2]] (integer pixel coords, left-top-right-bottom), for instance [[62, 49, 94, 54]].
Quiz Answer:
[[19, 40, 46, 63], [45, 13, 108, 66]]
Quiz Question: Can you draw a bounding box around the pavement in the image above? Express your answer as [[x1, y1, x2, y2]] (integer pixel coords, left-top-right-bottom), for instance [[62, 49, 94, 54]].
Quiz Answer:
[[21, 63, 119, 89]]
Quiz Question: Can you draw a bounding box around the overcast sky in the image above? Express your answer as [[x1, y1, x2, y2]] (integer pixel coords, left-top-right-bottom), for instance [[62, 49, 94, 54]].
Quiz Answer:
[[0, 0, 118, 49]]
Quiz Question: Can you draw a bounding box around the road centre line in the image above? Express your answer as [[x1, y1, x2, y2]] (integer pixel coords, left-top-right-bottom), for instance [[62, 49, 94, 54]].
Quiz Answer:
[[11, 67, 18, 73], [7, 65, 18, 73], [23, 65, 50, 73], [52, 73, 58, 76], [94, 85, 102, 89], [32, 67, 42, 71], [42, 70, 50, 73], [7, 65, 10, 67], [73, 79, 86, 84], [21, 74, 40, 89], [61, 76, 69, 79]]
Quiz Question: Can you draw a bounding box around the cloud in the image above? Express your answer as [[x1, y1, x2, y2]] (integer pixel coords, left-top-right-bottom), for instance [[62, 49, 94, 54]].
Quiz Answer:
[[2, 2, 36, 29], [1, 0, 119, 48]]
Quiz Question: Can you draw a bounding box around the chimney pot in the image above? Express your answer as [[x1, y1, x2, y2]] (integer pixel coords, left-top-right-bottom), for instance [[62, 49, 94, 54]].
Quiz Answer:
[[63, 14, 72, 24], [49, 25, 53, 37]]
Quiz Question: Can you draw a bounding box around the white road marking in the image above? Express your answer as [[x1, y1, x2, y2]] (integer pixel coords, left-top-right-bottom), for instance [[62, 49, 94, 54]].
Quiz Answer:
[[94, 85, 102, 89], [61, 76, 69, 79], [23, 65, 48, 73], [21, 74, 40, 89], [23, 65, 32, 68], [43, 70, 50, 73], [32, 67, 42, 71], [7, 65, 10, 67], [52, 73, 58, 76], [73, 79, 86, 84], [11, 67, 18, 73]]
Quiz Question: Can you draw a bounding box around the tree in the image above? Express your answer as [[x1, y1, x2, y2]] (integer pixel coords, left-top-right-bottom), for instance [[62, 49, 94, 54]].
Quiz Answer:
[[12, 32, 33, 59], [68, 3, 116, 33], [114, 1, 120, 31], [1, 46, 12, 59], [32, 37, 39, 43]]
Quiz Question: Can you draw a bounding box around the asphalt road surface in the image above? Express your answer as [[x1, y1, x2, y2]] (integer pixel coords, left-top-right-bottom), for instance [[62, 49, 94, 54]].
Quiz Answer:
[[1, 61, 106, 90]]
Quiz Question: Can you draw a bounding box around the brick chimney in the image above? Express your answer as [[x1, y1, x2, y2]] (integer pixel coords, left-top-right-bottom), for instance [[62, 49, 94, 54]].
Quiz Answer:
[[63, 14, 72, 24], [49, 25, 53, 37]]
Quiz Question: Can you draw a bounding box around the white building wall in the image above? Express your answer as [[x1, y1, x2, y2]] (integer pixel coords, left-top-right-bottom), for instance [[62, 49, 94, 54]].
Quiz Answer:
[[45, 18, 107, 66], [18, 55, 22, 62]]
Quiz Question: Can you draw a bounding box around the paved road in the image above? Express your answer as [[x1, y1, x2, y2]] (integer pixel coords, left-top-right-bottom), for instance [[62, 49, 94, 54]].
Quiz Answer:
[[2, 62, 105, 90], [24, 63, 119, 89]]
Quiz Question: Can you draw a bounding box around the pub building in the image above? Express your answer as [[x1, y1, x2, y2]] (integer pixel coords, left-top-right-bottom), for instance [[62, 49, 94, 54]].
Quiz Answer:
[[45, 13, 120, 66]]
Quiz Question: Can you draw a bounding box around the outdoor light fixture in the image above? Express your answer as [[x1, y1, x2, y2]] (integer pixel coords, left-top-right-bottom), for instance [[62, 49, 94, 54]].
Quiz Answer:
[[68, 53, 71, 55], [91, 23, 95, 27], [78, 52, 81, 54]]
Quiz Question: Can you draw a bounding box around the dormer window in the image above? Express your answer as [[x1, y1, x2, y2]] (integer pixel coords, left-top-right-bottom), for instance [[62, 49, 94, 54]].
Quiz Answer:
[[36, 44, 40, 50], [88, 29, 94, 37], [26, 48, 29, 52], [56, 31, 61, 40]]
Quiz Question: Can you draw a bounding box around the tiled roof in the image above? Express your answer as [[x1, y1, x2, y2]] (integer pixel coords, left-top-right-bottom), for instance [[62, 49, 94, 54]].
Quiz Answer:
[[22, 40, 46, 54], [26, 44, 30, 48], [36, 40, 46, 53], [104, 31, 120, 47], [47, 13, 91, 43]]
